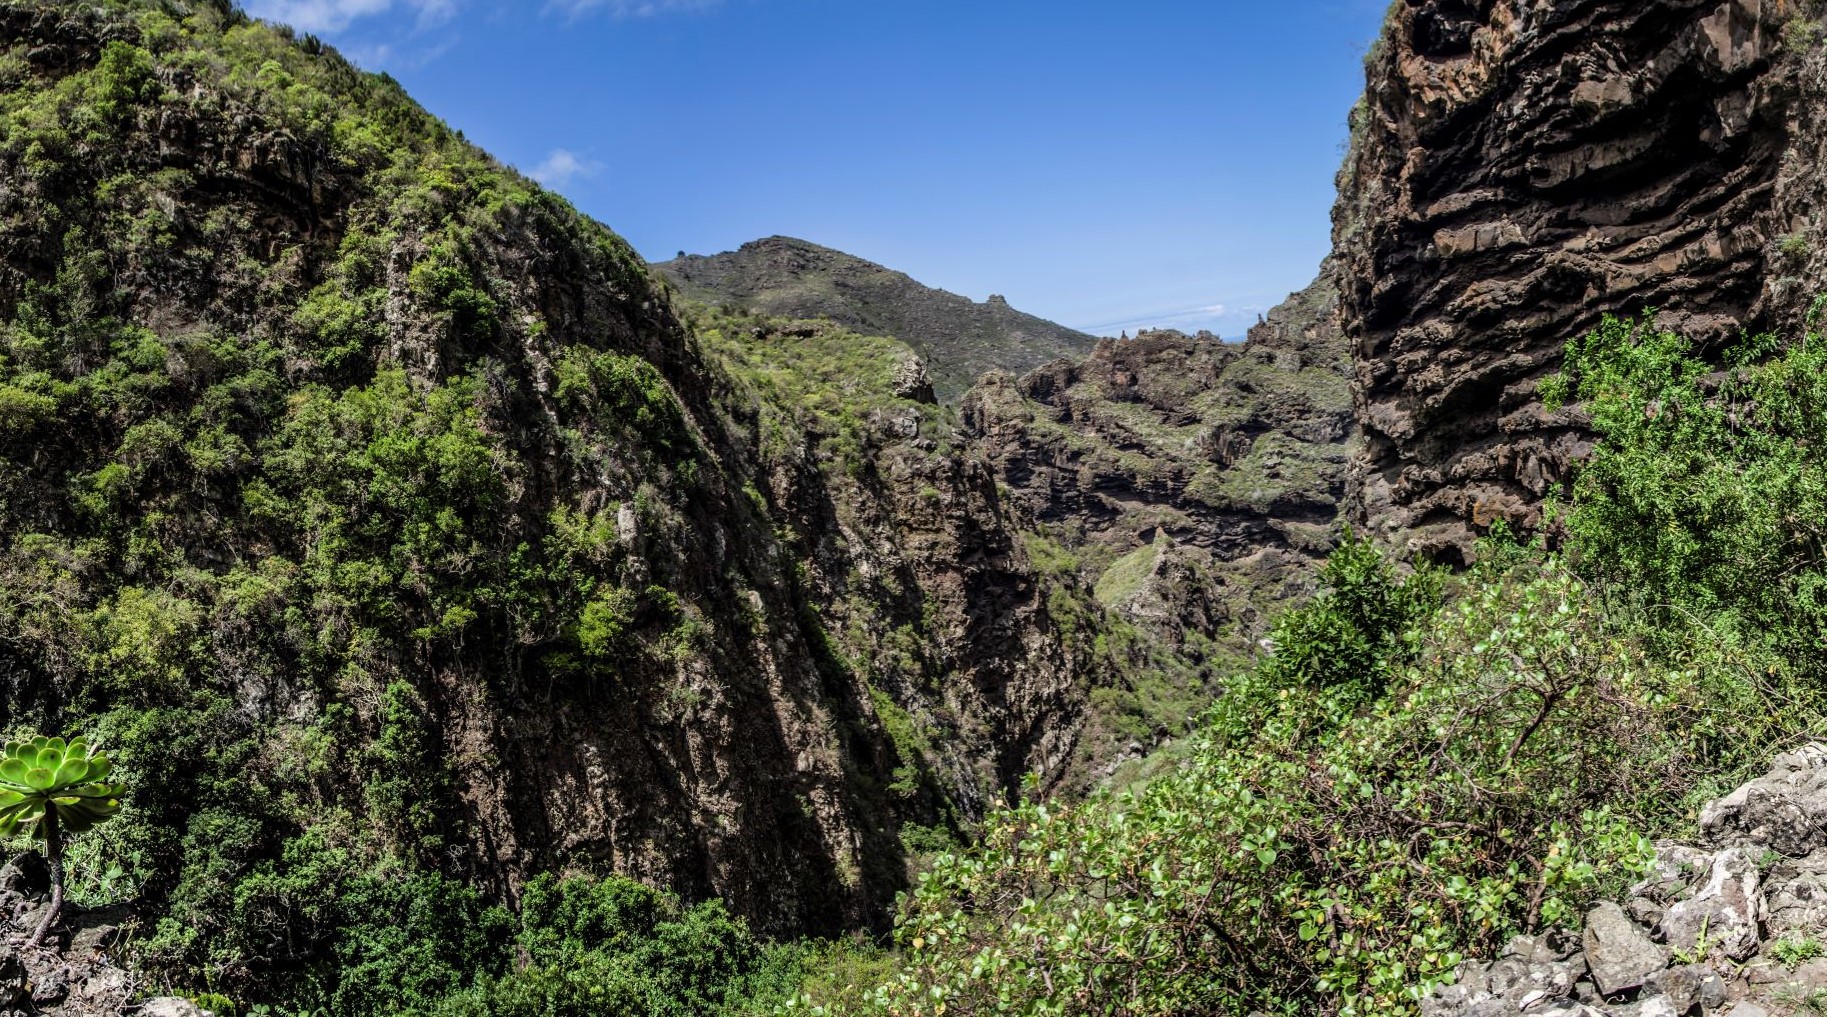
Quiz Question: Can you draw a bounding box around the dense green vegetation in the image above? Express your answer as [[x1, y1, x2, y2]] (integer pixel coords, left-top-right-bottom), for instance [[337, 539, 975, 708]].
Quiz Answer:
[[8, 5, 1827, 1017], [773, 314, 1827, 1015], [201, 863, 837, 1016], [0, 1, 917, 1010]]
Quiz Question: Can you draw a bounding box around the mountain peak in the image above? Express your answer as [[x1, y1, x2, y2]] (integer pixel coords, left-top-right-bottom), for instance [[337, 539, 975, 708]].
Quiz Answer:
[[657, 239, 1096, 400]]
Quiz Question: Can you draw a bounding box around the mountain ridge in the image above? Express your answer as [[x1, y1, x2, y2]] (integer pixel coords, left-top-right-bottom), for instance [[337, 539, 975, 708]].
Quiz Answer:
[[657, 236, 1100, 401]]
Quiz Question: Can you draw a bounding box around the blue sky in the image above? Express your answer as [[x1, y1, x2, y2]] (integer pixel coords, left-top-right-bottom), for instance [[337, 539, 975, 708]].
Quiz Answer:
[[246, 0, 1390, 339]]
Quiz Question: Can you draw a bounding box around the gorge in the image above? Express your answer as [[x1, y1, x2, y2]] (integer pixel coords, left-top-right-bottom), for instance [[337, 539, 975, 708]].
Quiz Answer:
[[4, 1, 1827, 1015]]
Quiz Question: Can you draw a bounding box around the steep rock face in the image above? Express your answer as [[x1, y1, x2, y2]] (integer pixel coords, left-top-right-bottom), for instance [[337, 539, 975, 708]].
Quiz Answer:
[[0, 0, 879, 937], [964, 275, 1352, 572], [960, 276, 1356, 766], [693, 313, 1096, 815], [1337, 0, 1802, 560], [657, 237, 1099, 401], [0, 2, 1094, 984]]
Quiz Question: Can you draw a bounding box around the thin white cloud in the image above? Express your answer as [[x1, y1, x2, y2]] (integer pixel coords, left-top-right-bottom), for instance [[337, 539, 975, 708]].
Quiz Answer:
[[343, 36, 457, 71], [548, 0, 722, 18], [1083, 301, 1242, 338], [246, 0, 456, 33], [529, 149, 600, 187], [415, 0, 459, 23]]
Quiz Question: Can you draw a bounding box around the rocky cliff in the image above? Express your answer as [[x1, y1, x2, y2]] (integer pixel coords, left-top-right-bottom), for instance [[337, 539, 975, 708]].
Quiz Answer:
[[657, 237, 1099, 401], [1336, 0, 1826, 560], [960, 274, 1357, 772], [0, 4, 1100, 999]]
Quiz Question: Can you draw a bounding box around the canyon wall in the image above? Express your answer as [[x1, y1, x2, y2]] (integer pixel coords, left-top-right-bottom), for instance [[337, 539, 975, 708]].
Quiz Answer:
[[1336, 0, 1817, 559]]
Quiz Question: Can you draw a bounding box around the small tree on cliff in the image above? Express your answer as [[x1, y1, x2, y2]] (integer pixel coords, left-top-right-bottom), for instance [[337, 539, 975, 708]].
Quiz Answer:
[[0, 736, 125, 948]]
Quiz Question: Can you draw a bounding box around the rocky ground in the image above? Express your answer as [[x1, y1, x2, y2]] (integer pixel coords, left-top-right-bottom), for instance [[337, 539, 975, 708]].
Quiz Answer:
[[1422, 744, 1827, 1016], [0, 854, 206, 1016]]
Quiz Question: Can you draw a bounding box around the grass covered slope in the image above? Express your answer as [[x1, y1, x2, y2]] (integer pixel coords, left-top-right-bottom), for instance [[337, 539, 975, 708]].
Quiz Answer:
[[788, 314, 1827, 1016], [658, 237, 1100, 402]]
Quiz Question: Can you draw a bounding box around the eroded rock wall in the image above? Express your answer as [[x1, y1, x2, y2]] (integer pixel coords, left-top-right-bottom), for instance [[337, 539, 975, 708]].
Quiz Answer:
[[1337, 0, 1802, 560]]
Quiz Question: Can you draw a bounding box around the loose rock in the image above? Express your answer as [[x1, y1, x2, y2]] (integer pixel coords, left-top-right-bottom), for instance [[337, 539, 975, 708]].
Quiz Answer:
[[139, 999, 208, 1017], [1583, 902, 1666, 997], [1418, 744, 1827, 1016], [1700, 744, 1827, 855], [1659, 848, 1764, 960]]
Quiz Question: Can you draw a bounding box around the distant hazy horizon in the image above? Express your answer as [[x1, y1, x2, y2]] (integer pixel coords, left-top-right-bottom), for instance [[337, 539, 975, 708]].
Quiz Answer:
[[247, 0, 1389, 339]]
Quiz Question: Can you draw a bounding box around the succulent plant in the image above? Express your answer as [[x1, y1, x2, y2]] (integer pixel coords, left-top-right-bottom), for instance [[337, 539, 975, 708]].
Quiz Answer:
[[0, 735, 125, 948], [0, 736, 123, 836]]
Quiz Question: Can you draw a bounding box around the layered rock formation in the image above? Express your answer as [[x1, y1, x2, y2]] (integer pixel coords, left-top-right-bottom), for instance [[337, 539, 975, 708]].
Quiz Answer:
[[657, 237, 1099, 400], [1336, 0, 1810, 560], [1421, 744, 1827, 1016], [960, 275, 1357, 768]]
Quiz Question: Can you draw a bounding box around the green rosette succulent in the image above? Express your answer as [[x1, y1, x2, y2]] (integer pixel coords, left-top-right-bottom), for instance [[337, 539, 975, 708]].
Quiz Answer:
[[0, 735, 124, 839]]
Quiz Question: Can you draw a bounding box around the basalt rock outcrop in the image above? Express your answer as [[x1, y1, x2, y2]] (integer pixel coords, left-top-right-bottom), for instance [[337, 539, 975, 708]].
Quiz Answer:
[[1336, 0, 1824, 561], [1420, 744, 1827, 1017]]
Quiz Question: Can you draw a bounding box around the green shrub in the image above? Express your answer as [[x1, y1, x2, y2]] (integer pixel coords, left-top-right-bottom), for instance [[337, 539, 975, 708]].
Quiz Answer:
[[855, 542, 1759, 1015], [827, 309, 1827, 1015], [1253, 530, 1441, 699], [1785, 12, 1825, 51], [407, 239, 499, 343], [1543, 314, 1827, 677], [0, 383, 57, 434], [424, 873, 785, 1017]]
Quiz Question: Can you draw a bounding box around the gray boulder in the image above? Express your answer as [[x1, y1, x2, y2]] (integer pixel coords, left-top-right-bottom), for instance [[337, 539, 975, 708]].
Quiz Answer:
[[1700, 744, 1827, 856], [891, 355, 937, 404], [1631, 842, 1715, 902], [1762, 848, 1827, 934], [1659, 848, 1764, 961], [1419, 931, 1590, 1015], [140, 997, 209, 1017], [1583, 902, 1666, 997], [1642, 963, 1727, 1013]]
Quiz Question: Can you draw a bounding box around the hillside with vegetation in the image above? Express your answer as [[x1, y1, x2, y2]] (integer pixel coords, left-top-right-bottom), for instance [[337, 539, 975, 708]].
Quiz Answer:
[[959, 274, 1358, 782], [789, 312, 1827, 1015], [7, 1, 1827, 1016], [657, 237, 1099, 402], [0, 2, 1127, 1011]]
